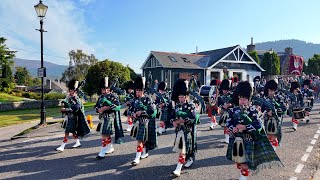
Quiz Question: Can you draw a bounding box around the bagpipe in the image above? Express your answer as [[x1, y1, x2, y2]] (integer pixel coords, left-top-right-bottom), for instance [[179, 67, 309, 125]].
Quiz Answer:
[[189, 86, 207, 114], [233, 107, 259, 140], [96, 95, 120, 112], [110, 76, 126, 95], [61, 96, 80, 117]]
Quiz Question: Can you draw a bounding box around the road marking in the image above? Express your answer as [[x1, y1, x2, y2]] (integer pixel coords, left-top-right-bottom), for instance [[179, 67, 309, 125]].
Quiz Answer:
[[311, 139, 317, 145], [314, 134, 319, 139], [301, 153, 309, 162], [306, 146, 313, 153], [289, 177, 297, 180], [295, 164, 304, 173], [317, 130, 320, 134]]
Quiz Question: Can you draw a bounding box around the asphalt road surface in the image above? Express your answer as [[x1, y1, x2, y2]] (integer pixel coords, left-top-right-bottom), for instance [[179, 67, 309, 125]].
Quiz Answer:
[[1, 104, 320, 180]]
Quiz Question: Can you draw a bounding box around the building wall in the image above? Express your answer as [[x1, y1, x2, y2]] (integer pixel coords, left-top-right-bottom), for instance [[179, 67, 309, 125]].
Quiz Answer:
[[143, 68, 204, 89]]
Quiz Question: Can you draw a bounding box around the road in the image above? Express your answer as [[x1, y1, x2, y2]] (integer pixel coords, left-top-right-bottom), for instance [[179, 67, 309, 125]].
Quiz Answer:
[[0, 104, 320, 180]]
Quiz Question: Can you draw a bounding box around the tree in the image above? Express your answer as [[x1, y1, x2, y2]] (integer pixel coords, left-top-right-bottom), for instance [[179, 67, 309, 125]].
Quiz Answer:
[[306, 54, 320, 75], [248, 50, 260, 64], [127, 65, 137, 80], [60, 49, 98, 83], [83, 59, 131, 96], [260, 51, 280, 76], [14, 66, 31, 85], [28, 77, 41, 87], [302, 61, 309, 74], [0, 37, 15, 92]]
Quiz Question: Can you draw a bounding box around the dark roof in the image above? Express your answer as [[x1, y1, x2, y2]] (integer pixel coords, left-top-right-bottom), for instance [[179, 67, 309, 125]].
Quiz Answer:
[[150, 45, 238, 69], [196, 45, 238, 67], [151, 51, 206, 69], [257, 50, 288, 67]]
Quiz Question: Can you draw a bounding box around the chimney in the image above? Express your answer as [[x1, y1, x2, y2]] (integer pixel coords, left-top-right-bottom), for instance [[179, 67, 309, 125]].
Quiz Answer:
[[285, 47, 293, 55], [247, 37, 255, 52]]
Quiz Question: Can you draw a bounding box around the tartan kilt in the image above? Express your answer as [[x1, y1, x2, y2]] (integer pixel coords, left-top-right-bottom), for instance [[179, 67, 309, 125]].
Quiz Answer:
[[160, 108, 169, 122], [65, 114, 77, 134], [101, 113, 114, 136], [135, 122, 148, 142], [174, 125, 197, 159], [133, 117, 157, 150], [226, 131, 282, 171], [65, 112, 90, 137], [263, 115, 283, 144]]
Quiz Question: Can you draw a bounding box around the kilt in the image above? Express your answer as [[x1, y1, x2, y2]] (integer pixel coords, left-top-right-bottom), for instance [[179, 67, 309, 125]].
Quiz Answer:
[[226, 130, 283, 171], [101, 113, 115, 135], [160, 107, 169, 122], [263, 114, 283, 144], [173, 125, 197, 160], [114, 111, 125, 144], [65, 112, 90, 137], [133, 117, 157, 150]]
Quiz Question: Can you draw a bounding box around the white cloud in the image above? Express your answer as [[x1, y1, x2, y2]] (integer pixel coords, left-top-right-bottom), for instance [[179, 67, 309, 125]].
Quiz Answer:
[[0, 0, 102, 65]]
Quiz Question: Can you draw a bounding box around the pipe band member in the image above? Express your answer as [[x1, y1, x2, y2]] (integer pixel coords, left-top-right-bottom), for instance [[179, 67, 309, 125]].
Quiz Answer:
[[129, 76, 157, 166], [171, 79, 199, 177], [57, 79, 90, 152], [301, 79, 314, 122], [226, 81, 283, 180], [95, 77, 125, 159]]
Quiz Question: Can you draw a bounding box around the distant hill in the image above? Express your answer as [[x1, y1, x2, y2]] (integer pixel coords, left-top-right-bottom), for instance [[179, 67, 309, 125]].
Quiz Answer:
[[13, 58, 67, 79], [254, 39, 320, 61]]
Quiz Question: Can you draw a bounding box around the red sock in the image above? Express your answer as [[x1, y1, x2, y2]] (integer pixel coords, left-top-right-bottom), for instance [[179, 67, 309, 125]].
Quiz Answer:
[[211, 116, 216, 123], [241, 169, 249, 176], [292, 119, 299, 124], [178, 154, 186, 164], [236, 163, 241, 169], [224, 127, 229, 134], [160, 122, 165, 128], [63, 137, 68, 143], [137, 145, 143, 152]]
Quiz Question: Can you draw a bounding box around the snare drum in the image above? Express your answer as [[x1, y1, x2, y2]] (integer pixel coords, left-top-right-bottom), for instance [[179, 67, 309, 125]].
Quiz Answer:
[[293, 108, 305, 121]]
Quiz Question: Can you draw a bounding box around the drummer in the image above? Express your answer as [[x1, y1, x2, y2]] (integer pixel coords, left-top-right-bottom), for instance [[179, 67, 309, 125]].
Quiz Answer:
[[290, 81, 304, 131], [209, 79, 220, 130], [301, 79, 314, 123]]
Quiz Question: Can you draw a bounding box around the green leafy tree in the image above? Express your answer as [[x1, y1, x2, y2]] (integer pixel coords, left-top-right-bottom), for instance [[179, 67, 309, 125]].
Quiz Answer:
[[127, 65, 137, 80], [248, 50, 260, 64], [60, 49, 98, 83], [306, 54, 320, 75], [14, 66, 31, 85], [302, 61, 309, 74], [260, 51, 280, 76], [84, 59, 131, 96], [0, 37, 15, 92], [28, 77, 41, 87]]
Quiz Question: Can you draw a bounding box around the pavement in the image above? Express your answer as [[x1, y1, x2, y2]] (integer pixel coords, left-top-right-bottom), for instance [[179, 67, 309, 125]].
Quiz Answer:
[[0, 105, 320, 179]]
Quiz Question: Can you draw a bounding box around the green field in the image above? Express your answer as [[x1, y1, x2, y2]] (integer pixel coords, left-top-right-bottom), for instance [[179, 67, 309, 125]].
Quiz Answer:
[[0, 93, 25, 103], [0, 102, 96, 128]]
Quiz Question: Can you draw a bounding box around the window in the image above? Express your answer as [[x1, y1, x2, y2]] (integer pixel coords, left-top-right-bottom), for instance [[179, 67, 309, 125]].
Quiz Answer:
[[182, 57, 190, 63], [168, 56, 177, 62]]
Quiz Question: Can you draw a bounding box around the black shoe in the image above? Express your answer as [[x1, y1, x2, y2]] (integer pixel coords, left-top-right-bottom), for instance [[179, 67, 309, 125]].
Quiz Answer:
[[306, 119, 310, 123], [96, 155, 105, 159], [131, 161, 138, 166]]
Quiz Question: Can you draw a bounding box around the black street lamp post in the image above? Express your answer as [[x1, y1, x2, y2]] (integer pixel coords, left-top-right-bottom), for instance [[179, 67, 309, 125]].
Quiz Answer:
[[34, 0, 48, 125]]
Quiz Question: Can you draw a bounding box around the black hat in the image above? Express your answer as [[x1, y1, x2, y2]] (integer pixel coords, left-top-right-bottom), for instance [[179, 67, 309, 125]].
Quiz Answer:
[[134, 76, 145, 90], [99, 77, 109, 89], [290, 81, 300, 92], [68, 79, 79, 90], [210, 79, 218, 86], [303, 79, 311, 86], [171, 79, 188, 102], [158, 81, 166, 91], [232, 81, 252, 105], [264, 80, 278, 96], [220, 79, 230, 90], [253, 76, 261, 82], [127, 81, 134, 90]]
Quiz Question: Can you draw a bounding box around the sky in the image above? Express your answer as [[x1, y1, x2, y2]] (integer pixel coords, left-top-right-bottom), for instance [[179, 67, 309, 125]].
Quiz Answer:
[[1, 0, 320, 74]]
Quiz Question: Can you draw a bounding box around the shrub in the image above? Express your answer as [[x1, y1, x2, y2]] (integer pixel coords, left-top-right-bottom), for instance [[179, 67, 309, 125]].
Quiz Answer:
[[46, 93, 66, 100]]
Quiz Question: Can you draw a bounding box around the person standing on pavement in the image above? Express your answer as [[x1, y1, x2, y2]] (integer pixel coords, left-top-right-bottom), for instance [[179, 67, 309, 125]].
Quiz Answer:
[[95, 77, 125, 159], [130, 76, 157, 166], [226, 81, 283, 180], [124, 81, 135, 132], [171, 79, 199, 177], [289, 81, 304, 131], [56, 79, 90, 152], [301, 79, 314, 123]]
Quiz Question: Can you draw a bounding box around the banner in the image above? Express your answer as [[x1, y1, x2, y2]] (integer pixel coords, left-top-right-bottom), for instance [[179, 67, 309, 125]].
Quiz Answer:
[[289, 55, 303, 75]]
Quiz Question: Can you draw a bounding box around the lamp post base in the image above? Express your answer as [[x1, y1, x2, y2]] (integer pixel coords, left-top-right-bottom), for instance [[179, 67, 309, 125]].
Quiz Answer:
[[39, 106, 46, 125]]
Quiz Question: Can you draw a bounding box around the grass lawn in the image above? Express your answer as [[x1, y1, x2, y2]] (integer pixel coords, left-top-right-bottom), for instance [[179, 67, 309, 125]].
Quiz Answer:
[[0, 93, 25, 103], [0, 102, 96, 128]]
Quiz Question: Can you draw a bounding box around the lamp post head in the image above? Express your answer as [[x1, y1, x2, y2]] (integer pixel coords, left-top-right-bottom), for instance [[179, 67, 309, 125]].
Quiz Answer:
[[34, 0, 48, 19]]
